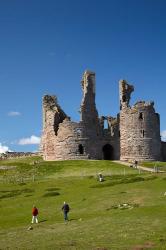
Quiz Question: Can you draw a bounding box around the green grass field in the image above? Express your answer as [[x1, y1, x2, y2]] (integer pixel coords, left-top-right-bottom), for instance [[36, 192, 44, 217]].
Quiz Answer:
[[141, 161, 166, 172], [0, 157, 166, 250]]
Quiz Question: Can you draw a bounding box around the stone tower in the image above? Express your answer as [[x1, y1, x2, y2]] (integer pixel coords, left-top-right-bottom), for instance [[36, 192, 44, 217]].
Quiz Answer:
[[80, 71, 97, 121], [119, 80, 161, 161], [78, 71, 104, 158], [80, 71, 101, 137]]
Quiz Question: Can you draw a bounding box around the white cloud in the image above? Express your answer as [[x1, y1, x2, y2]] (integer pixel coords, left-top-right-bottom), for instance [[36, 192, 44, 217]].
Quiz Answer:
[[161, 130, 166, 141], [18, 135, 41, 145], [0, 143, 12, 153], [8, 111, 21, 116]]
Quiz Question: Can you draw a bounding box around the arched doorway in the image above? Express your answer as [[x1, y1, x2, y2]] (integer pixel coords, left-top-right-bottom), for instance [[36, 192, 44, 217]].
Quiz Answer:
[[78, 144, 84, 154], [102, 144, 113, 160]]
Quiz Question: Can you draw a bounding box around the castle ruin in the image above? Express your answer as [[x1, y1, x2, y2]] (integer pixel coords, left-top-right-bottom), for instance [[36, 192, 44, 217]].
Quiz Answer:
[[41, 70, 166, 161]]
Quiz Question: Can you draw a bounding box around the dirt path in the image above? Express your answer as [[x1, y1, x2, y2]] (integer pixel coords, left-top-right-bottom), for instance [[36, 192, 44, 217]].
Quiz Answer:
[[113, 160, 164, 173]]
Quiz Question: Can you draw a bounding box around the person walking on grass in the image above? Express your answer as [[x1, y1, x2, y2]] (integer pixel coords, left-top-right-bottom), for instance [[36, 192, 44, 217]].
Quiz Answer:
[[62, 201, 70, 221], [31, 205, 39, 224]]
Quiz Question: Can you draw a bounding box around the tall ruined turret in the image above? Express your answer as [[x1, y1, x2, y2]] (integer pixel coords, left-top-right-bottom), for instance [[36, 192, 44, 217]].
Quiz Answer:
[[119, 80, 161, 161], [80, 70, 101, 137], [80, 71, 98, 121], [119, 80, 134, 110]]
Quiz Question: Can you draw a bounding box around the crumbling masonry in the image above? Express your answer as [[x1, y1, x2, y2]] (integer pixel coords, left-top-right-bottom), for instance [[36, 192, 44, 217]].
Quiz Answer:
[[41, 70, 166, 161]]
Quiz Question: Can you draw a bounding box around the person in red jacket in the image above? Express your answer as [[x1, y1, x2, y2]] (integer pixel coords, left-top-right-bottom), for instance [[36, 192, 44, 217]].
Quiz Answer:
[[31, 205, 39, 223]]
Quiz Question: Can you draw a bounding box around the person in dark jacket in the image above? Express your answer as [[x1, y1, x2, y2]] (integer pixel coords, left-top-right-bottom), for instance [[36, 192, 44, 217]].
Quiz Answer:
[[31, 205, 39, 223], [134, 160, 138, 169], [62, 201, 70, 221]]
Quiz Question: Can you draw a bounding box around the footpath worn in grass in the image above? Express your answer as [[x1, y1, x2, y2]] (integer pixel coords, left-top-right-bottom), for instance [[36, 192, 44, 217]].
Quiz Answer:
[[0, 157, 166, 249], [141, 161, 166, 172]]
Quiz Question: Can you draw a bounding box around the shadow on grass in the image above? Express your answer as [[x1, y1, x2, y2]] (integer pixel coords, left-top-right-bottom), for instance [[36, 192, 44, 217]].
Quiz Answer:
[[0, 188, 34, 199], [42, 191, 60, 197], [90, 175, 157, 188]]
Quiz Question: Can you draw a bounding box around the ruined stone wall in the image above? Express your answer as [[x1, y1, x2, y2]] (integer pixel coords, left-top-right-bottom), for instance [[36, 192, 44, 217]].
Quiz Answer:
[[41, 72, 163, 162], [161, 142, 166, 161], [52, 117, 110, 161], [108, 115, 120, 160], [0, 152, 39, 160], [100, 115, 120, 160], [48, 119, 90, 160], [119, 80, 161, 161], [41, 95, 68, 160], [41, 71, 108, 161]]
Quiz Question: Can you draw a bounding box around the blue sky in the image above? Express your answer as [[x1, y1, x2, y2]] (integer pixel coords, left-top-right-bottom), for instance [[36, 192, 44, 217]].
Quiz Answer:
[[0, 0, 166, 152]]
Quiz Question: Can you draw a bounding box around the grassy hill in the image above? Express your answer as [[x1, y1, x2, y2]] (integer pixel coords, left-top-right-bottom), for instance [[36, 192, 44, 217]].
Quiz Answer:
[[0, 157, 166, 250]]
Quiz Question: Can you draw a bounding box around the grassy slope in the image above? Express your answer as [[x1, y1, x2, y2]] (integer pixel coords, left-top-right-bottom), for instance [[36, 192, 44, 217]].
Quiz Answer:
[[141, 161, 166, 172], [0, 157, 166, 250]]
